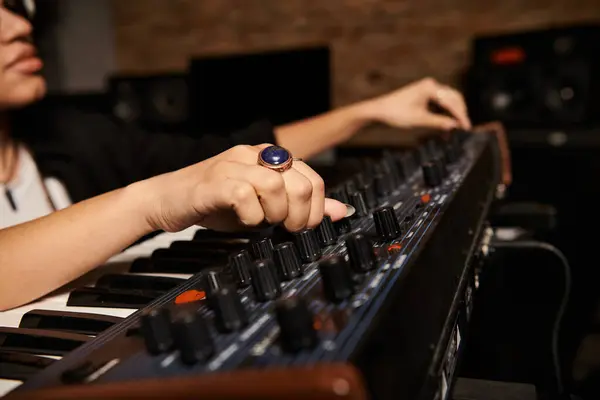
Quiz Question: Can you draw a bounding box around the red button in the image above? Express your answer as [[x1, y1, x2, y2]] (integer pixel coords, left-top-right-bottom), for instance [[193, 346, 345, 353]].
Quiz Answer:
[[175, 290, 206, 305], [387, 243, 402, 253], [421, 194, 431, 204]]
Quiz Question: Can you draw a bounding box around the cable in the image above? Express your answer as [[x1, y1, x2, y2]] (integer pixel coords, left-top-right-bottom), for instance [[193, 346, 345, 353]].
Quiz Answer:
[[489, 239, 571, 395]]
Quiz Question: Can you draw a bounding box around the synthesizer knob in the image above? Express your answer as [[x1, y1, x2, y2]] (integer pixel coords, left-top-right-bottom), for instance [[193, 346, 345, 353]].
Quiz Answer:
[[318, 254, 355, 303], [140, 308, 173, 354], [251, 237, 274, 260], [171, 310, 214, 365], [201, 271, 221, 297], [374, 172, 392, 198], [316, 216, 338, 247], [273, 242, 303, 281], [275, 297, 319, 353], [358, 181, 378, 209], [334, 217, 353, 236], [373, 206, 402, 240], [349, 191, 369, 217], [210, 287, 249, 333], [380, 158, 402, 188], [345, 180, 358, 196], [422, 162, 442, 187], [433, 156, 448, 179], [229, 250, 252, 288], [444, 143, 458, 164], [345, 232, 376, 273], [328, 185, 349, 204], [450, 130, 463, 155], [294, 229, 322, 263], [250, 259, 282, 302]]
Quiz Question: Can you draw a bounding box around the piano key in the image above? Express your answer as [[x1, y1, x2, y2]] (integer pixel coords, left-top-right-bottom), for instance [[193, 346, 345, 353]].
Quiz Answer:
[[0, 327, 90, 356], [94, 274, 186, 292], [193, 229, 258, 241], [152, 247, 231, 261], [0, 379, 23, 397], [0, 351, 55, 381], [130, 257, 219, 274], [170, 240, 247, 252], [19, 310, 123, 336], [67, 287, 162, 309]]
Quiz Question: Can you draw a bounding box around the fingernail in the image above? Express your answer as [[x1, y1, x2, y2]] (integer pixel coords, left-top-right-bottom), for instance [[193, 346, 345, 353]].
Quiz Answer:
[[345, 204, 356, 218]]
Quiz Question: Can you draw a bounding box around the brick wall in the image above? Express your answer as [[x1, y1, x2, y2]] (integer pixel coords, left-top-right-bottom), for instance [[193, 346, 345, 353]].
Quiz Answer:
[[111, 0, 599, 109]]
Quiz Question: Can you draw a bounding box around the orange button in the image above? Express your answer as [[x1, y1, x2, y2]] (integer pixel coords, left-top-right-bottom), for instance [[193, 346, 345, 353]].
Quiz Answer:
[[175, 290, 206, 305], [421, 194, 431, 204], [387, 243, 402, 253]]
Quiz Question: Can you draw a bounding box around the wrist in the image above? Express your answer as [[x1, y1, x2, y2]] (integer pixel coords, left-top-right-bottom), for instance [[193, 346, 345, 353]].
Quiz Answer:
[[351, 97, 381, 124], [122, 177, 163, 235]]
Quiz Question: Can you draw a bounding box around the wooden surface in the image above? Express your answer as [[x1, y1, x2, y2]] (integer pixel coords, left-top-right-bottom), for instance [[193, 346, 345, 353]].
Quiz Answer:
[[7, 363, 368, 400]]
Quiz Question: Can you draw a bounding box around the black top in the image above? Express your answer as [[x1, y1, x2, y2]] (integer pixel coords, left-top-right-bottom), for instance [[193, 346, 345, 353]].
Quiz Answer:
[[11, 100, 276, 204]]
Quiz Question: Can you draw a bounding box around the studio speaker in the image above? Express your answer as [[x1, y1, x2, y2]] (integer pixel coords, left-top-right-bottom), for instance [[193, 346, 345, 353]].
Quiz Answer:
[[108, 73, 190, 133], [465, 24, 600, 129]]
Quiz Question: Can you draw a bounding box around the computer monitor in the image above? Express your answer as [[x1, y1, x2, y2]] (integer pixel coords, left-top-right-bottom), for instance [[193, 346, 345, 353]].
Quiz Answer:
[[188, 46, 331, 136]]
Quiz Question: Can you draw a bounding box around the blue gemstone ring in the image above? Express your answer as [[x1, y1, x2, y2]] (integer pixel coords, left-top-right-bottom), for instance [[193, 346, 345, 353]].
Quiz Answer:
[[257, 145, 296, 172]]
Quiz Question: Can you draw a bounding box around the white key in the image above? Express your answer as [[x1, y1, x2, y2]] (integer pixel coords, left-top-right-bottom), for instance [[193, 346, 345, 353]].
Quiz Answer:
[[0, 227, 205, 396], [0, 380, 22, 397]]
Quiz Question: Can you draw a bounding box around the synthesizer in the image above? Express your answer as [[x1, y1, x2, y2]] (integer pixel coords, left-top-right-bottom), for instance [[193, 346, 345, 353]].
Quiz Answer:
[[0, 129, 502, 400]]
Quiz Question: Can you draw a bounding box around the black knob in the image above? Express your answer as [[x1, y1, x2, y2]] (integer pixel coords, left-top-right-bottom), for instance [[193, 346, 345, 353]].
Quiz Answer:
[[374, 173, 392, 198], [346, 232, 376, 273], [171, 310, 214, 365], [201, 271, 221, 297], [250, 259, 281, 302], [318, 255, 354, 303], [380, 158, 401, 189], [273, 242, 303, 280], [358, 182, 378, 209], [229, 250, 252, 288], [140, 308, 173, 354], [444, 143, 458, 164], [329, 185, 349, 204], [450, 131, 463, 155], [422, 162, 442, 187], [251, 237, 274, 260], [275, 297, 319, 353], [349, 191, 369, 217], [210, 287, 248, 333], [316, 216, 338, 247], [373, 206, 401, 240], [433, 156, 447, 179], [345, 180, 358, 196], [334, 217, 353, 236], [294, 229, 322, 263]]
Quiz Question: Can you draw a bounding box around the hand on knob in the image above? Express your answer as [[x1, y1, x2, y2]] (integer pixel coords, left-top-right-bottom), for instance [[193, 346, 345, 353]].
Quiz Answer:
[[361, 77, 472, 131], [130, 144, 347, 233]]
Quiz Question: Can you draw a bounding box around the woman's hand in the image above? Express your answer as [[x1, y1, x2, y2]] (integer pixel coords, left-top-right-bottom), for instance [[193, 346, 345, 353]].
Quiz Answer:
[[136, 144, 348, 233], [363, 77, 472, 131]]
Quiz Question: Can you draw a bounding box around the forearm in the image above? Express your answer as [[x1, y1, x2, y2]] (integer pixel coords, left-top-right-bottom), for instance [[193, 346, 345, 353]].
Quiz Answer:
[[274, 100, 376, 159], [0, 181, 154, 311]]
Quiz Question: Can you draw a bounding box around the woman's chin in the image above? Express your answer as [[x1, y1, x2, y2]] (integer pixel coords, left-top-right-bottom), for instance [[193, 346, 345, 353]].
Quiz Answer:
[[0, 77, 47, 109]]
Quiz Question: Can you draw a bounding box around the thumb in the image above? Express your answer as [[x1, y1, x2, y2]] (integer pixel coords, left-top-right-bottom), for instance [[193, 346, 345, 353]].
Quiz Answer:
[[324, 198, 349, 222], [421, 112, 459, 131]]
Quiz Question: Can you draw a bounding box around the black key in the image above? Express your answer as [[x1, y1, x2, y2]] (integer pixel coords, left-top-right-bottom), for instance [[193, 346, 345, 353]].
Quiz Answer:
[[152, 248, 231, 261], [0, 328, 90, 356], [19, 310, 123, 335], [95, 274, 186, 292], [0, 351, 55, 381], [67, 287, 162, 309], [170, 240, 247, 252], [130, 257, 217, 274], [193, 230, 257, 241]]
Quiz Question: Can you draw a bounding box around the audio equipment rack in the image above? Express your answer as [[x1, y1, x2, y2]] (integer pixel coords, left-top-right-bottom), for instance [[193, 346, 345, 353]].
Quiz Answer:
[[3, 129, 503, 400]]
